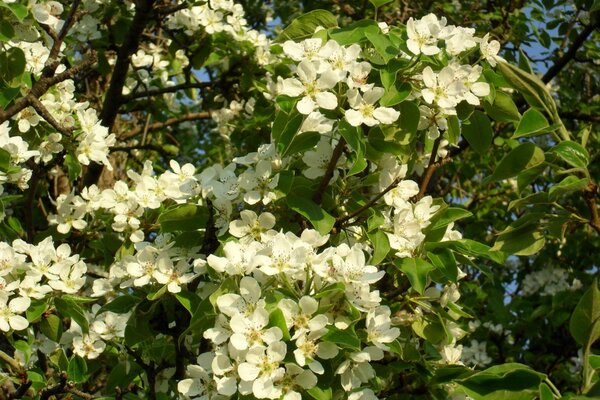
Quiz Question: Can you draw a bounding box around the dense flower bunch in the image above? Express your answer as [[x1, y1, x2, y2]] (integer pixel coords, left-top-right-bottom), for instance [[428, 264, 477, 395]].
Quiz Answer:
[[0, 0, 594, 399]]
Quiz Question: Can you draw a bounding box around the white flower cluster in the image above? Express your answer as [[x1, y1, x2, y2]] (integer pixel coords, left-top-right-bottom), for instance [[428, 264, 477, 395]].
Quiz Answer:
[[166, 0, 269, 46], [65, 305, 130, 360], [461, 339, 492, 367], [521, 267, 582, 296], [406, 14, 500, 139], [176, 211, 400, 399], [0, 237, 91, 334], [378, 156, 461, 258], [0, 121, 39, 191], [200, 143, 282, 230], [92, 232, 204, 297], [48, 160, 199, 239], [211, 97, 256, 138], [277, 38, 399, 127]]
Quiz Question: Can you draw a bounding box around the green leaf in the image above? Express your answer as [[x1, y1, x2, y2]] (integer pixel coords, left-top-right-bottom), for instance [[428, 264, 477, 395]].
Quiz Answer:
[[0, 47, 26, 81], [548, 176, 589, 202], [338, 119, 362, 153], [99, 294, 140, 314], [446, 115, 461, 145], [0, 3, 28, 21], [277, 10, 337, 42], [492, 219, 545, 256], [426, 239, 506, 265], [428, 207, 472, 231], [124, 307, 154, 346], [398, 101, 420, 135], [539, 383, 554, 400], [269, 309, 291, 341], [175, 291, 201, 315], [427, 249, 458, 282], [411, 316, 447, 344], [329, 20, 379, 45], [517, 163, 547, 193], [365, 31, 398, 63], [549, 140, 590, 169], [379, 81, 412, 107], [458, 363, 546, 399], [40, 314, 63, 342], [314, 282, 345, 299], [369, 0, 393, 6], [483, 91, 521, 123], [0, 85, 20, 109], [283, 131, 320, 157], [67, 356, 88, 383], [159, 204, 208, 232], [0, 19, 15, 41], [307, 386, 333, 400], [106, 362, 142, 393], [569, 279, 600, 347], [26, 299, 46, 322], [589, 354, 600, 369], [287, 196, 335, 235], [367, 230, 390, 265], [274, 112, 304, 154], [54, 297, 89, 333], [147, 284, 168, 301], [461, 111, 493, 156], [508, 192, 550, 210], [496, 60, 558, 119], [64, 154, 82, 181], [395, 258, 436, 294], [487, 142, 545, 182], [513, 108, 549, 138], [322, 325, 360, 350], [518, 48, 534, 74]]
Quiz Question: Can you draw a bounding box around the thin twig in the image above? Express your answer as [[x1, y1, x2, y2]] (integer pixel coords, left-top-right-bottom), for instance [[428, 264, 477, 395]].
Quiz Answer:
[[413, 136, 442, 202], [337, 177, 401, 228], [39, 373, 68, 400], [8, 381, 32, 399], [313, 138, 346, 205], [121, 82, 210, 102]]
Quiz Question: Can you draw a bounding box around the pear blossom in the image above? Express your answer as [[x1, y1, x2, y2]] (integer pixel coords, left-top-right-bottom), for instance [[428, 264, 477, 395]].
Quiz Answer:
[[365, 306, 400, 350], [480, 33, 501, 66], [406, 14, 447, 55], [0, 292, 30, 332], [238, 342, 287, 399], [345, 87, 400, 127], [278, 60, 338, 115]]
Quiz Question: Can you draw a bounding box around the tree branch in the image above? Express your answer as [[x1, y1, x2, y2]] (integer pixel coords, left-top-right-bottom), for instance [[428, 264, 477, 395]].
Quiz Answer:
[[81, 0, 157, 188], [121, 82, 210, 102], [313, 138, 346, 205], [584, 182, 600, 234], [156, 2, 188, 15], [559, 111, 600, 123], [99, 0, 157, 130], [542, 14, 599, 83], [120, 111, 211, 139], [0, 55, 96, 124], [28, 96, 74, 135]]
